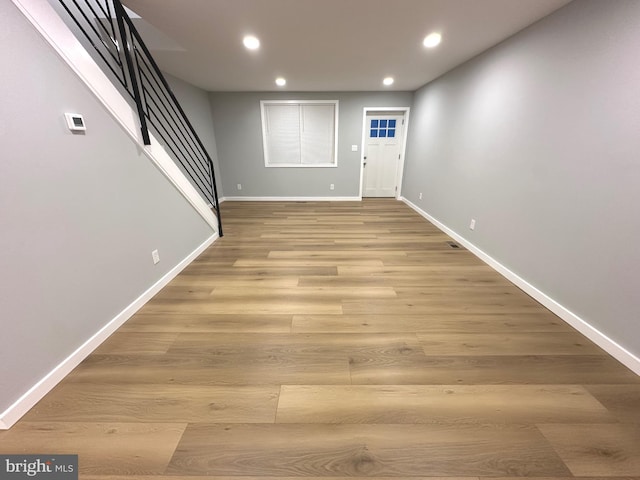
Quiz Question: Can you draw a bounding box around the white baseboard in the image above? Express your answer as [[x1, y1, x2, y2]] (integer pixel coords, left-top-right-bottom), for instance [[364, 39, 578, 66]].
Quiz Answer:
[[0, 233, 218, 430], [400, 196, 640, 376], [220, 196, 361, 202]]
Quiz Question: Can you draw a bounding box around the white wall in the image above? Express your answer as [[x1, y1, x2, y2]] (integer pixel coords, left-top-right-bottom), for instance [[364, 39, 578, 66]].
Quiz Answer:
[[402, 0, 640, 365], [0, 1, 215, 422]]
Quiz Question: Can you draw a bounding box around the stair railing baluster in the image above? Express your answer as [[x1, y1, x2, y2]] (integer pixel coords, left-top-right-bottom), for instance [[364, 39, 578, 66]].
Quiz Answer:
[[113, 0, 151, 145], [56, 0, 222, 235]]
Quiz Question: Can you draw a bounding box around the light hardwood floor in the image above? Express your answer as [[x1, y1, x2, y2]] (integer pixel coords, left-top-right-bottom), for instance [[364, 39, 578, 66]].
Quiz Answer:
[[2, 199, 639, 478]]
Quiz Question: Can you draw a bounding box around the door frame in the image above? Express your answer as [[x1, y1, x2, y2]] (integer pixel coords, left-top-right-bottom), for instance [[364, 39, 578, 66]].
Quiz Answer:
[[359, 107, 411, 199]]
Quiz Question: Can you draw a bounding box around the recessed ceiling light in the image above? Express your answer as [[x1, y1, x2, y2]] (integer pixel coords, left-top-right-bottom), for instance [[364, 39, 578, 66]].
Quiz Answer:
[[275, 77, 286, 87], [423, 32, 442, 48], [383, 77, 394, 86], [243, 35, 260, 50]]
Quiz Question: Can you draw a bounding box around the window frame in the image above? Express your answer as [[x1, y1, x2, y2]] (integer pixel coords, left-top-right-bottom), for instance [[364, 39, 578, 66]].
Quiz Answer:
[[260, 100, 339, 168]]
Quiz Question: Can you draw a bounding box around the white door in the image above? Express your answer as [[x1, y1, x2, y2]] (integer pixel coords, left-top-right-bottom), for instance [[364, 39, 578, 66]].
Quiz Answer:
[[363, 113, 404, 197]]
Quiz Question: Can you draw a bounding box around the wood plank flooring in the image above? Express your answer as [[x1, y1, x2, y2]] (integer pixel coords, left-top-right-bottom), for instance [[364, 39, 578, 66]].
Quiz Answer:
[[2, 199, 639, 478]]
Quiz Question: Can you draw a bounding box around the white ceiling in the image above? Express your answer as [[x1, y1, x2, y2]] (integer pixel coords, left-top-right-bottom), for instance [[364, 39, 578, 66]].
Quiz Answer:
[[122, 0, 573, 92]]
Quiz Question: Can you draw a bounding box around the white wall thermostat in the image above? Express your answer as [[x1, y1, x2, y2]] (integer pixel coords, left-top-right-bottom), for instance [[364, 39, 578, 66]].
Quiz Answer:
[[65, 113, 86, 131]]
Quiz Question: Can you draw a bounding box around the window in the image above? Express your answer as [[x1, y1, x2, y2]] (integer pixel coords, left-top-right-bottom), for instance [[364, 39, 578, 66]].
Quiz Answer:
[[261, 100, 338, 167], [370, 118, 396, 138]]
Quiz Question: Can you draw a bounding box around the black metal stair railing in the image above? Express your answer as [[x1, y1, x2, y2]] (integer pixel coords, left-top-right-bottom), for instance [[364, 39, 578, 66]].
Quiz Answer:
[[55, 0, 222, 235]]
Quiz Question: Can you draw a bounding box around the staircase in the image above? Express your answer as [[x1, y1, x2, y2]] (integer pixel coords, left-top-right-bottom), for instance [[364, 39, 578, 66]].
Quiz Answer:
[[14, 0, 222, 235]]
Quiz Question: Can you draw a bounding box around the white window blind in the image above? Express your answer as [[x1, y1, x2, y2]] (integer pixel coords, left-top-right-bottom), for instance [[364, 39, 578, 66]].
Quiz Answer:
[[261, 101, 338, 167]]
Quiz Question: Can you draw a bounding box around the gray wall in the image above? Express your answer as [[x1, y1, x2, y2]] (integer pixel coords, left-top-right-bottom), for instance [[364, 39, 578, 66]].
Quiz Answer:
[[209, 91, 413, 198], [0, 1, 214, 413], [402, 0, 640, 356], [164, 72, 224, 199], [46, 0, 223, 204]]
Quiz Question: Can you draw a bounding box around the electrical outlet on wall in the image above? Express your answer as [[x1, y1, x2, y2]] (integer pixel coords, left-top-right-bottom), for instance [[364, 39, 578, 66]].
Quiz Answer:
[[152, 249, 160, 264], [419, 192, 423, 200], [469, 219, 476, 230], [330, 184, 335, 190], [237, 184, 242, 190]]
